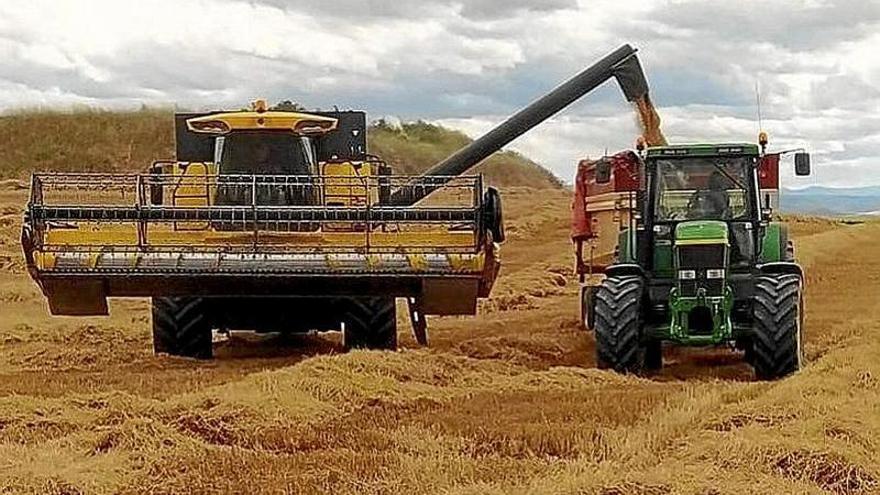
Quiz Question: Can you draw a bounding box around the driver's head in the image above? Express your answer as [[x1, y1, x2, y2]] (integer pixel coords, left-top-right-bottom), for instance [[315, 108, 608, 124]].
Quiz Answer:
[[254, 142, 271, 164], [708, 170, 727, 191]]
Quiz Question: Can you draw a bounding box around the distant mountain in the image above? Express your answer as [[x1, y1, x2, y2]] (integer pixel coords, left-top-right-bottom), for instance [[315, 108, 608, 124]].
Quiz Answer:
[[781, 186, 880, 216]]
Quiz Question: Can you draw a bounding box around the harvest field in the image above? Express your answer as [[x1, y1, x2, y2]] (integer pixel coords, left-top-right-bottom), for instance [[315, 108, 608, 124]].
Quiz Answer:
[[0, 184, 878, 494]]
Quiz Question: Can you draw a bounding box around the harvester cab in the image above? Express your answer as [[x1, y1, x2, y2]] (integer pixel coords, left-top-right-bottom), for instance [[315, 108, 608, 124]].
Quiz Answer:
[[575, 138, 812, 379], [24, 44, 656, 359]]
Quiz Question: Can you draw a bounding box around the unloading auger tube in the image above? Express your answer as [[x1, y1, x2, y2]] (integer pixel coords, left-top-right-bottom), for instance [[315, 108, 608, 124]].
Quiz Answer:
[[389, 43, 653, 206]]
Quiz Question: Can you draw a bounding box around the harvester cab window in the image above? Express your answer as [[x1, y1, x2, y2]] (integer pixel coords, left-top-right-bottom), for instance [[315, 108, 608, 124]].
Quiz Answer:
[[215, 131, 319, 207], [219, 131, 316, 176], [654, 158, 752, 222]]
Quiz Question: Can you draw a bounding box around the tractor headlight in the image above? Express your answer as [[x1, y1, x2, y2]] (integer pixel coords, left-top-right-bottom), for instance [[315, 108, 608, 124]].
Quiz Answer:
[[706, 269, 725, 279], [678, 269, 696, 280]]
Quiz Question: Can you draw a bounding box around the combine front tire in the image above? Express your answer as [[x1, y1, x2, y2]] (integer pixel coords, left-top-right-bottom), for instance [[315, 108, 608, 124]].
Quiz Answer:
[[342, 297, 398, 351], [751, 274, 803, 380], [151, 297, 213, 359], [594, 276, 645, 373]]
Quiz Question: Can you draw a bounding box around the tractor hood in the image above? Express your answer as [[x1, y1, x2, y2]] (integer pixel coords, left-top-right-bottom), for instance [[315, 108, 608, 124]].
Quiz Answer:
[[674, 221, 729, 245]]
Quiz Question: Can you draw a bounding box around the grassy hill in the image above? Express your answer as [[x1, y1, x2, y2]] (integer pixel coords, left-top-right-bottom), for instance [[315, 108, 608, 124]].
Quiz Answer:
[[0, 110, 562, 189]]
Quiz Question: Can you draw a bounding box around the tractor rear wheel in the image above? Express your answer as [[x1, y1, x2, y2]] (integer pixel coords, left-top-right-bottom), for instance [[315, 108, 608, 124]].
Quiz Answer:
[[151, 297, 213, 359], [342, 297, 398, 351], [751, 274, 803, 380], [594, 276, 645, 373]]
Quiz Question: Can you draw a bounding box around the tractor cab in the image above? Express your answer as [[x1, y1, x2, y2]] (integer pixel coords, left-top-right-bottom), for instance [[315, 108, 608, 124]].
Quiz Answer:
[[645, 144, 762, 271], [584, 141, 812, 379]]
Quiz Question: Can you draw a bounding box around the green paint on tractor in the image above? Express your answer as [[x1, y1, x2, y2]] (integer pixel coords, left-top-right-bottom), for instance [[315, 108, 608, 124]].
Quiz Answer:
[[675, 220, 728, 244]]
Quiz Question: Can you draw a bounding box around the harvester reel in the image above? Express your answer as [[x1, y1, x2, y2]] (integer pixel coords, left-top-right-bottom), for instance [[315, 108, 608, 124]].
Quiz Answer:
[[482, 187, 505, 243]]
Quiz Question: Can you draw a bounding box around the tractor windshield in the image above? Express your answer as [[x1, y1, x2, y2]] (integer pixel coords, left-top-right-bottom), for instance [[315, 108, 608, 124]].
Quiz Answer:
[[654, 156, 753, 221], [218, 131, 317, 176]]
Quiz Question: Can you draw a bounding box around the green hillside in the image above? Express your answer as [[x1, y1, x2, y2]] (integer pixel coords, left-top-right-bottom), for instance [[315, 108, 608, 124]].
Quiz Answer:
[[0, 110, 562, 188]]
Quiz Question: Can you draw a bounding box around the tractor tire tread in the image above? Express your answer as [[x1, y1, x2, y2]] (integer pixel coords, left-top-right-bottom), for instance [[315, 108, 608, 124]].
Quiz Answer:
[[594, 276, 644, 373], [752, 274, 802, 380]]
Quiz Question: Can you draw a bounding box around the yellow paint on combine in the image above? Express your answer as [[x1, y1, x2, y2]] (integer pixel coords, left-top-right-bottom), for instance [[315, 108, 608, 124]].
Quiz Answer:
[[43, 228, 477, 249], [187, 111, 338, 135], [322, 162, 379, 207], [407, 254, 429, 272]]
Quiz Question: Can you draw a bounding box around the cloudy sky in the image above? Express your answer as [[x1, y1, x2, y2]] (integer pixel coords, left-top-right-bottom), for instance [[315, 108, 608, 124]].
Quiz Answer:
[[1, 0, 878, 187]]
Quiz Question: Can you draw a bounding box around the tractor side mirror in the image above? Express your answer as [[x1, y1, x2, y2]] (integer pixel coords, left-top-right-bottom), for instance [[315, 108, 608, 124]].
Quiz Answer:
[[794, 152, 811, 176], [595, 159, 612, 184]]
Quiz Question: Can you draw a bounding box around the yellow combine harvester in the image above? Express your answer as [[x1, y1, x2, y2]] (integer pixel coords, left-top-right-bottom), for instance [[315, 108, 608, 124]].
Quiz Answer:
[[22, 44, 653, 358]]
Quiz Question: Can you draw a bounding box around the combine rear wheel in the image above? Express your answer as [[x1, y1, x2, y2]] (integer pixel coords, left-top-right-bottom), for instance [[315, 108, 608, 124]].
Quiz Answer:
[[151, 297, 213, 359], [751, 274, 803, 380], [594, 276, 645, 373], [342, 297, 398, 351]]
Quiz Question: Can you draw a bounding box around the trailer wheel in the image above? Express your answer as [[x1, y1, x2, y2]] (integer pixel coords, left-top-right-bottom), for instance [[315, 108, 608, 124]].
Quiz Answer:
[[580, 285, 596, 331], [151, 297, 212, 359], [342, 297, 398, 351], [751, 274, 803, 380], [594, 276, 644, 373], [644, 339, 663, 371]]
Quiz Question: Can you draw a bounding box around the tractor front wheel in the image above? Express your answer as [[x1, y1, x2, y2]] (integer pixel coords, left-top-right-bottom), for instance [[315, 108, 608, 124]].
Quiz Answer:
[[594, 276, 645, 373], [342, 297, 398, 351], [151, 297, 213, 359], [751, 274, 803, 380]]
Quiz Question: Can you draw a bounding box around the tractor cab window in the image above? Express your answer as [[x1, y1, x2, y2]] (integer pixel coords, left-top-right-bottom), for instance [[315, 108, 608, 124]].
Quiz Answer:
[[654, 157, 753, 222], [218, 131, 317, 176]]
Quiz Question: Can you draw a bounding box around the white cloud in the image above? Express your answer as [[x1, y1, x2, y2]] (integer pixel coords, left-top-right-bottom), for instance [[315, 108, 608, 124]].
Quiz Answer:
[[0, 0, 877, 187]]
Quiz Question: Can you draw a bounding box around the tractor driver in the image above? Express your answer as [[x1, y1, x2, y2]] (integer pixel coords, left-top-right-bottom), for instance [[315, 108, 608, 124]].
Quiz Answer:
[[253, 141, 280, 174], [687, 170, 730, 219]]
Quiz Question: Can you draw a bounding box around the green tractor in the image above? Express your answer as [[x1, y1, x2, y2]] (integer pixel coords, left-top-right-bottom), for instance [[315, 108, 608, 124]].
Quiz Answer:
[[587, 142, 811, 379]]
